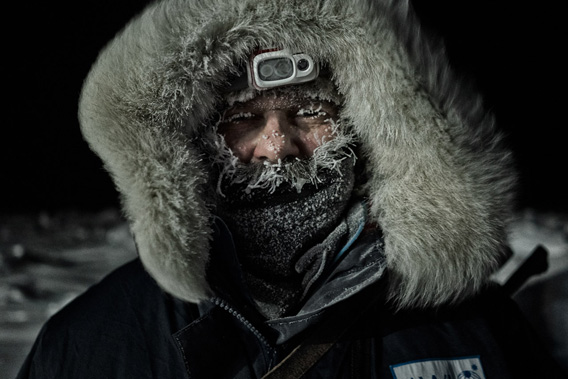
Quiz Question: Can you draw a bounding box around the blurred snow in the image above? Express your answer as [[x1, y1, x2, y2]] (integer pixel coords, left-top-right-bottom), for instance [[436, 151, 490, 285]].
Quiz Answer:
[[501, 210, 568, 374], [0, 209, 137, 379], [490, 210, 568, 290], [0, 208, 566, 378]]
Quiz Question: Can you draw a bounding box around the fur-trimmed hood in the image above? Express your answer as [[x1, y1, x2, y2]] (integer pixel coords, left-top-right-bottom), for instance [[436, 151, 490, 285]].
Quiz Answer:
[[78, 0, 516, 309]]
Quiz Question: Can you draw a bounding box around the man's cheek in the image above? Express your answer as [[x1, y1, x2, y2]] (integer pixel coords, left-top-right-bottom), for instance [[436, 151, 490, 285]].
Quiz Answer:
[[304, 128, 335, 151], [221, 133, 254, 161], [232, 144, 251, 160]]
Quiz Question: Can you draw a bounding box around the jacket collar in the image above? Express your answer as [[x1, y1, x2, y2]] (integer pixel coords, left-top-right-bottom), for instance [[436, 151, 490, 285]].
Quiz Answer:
[[205, 201, 387, 344]]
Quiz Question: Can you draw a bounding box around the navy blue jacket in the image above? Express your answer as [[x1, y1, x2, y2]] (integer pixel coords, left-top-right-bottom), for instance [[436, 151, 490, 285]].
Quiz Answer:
[[17, 258, 566, 378]]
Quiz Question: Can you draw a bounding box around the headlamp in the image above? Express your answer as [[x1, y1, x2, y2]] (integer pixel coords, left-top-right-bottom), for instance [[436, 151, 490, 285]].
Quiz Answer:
[[221, 49, 321, 94], [247, 49, 319, 90]]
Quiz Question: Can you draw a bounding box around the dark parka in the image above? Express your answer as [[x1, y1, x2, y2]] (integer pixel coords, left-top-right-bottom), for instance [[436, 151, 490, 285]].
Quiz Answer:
[[17, 0, 567, 377]]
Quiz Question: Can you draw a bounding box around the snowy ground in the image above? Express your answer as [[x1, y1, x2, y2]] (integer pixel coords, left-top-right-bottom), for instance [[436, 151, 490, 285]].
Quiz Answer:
[[0, 209, 137, 379], [1, 208, 567, 378]]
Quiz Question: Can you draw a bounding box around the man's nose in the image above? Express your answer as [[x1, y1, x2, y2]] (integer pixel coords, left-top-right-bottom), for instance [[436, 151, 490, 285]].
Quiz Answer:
[[252, 112, 301, 163]]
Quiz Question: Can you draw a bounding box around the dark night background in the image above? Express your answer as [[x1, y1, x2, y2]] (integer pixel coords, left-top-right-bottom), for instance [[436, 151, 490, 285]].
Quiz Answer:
[[3, 1, 566, 215], [2, 2, 568, 377]]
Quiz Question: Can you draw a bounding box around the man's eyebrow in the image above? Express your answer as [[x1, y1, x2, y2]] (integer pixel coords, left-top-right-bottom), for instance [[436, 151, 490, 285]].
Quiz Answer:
[[224, 105, 249, 114]]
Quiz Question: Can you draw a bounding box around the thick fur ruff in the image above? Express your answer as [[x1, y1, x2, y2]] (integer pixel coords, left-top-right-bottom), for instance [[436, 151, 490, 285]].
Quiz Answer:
[[78, 0, 517, 308]]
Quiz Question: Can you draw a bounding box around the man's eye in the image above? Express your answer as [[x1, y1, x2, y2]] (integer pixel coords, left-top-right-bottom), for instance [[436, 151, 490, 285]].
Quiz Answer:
[[296, 106, 328, 119], [223, 112, 256, 123]]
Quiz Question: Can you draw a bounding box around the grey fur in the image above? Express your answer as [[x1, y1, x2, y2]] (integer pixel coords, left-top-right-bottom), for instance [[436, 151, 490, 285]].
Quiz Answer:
[[78, 0, 517, 308]]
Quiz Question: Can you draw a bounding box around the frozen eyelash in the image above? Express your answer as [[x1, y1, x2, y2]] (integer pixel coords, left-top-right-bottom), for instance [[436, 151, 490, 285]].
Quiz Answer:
[[297, 110, 327, 118], [296, 103, 327, 118]]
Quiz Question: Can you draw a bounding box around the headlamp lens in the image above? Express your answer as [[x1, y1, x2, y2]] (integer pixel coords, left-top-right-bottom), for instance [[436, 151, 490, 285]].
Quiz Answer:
[[258, 58, 294, 81]]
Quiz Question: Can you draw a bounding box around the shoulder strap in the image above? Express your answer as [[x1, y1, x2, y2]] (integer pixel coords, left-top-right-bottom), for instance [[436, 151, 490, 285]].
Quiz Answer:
[[262, 279, 386, 379], [261, 340, 336, 379]]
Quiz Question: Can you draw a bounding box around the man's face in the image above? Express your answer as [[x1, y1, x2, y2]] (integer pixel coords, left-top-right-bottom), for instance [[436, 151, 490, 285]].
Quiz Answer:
[[217, 91, 339, 163]]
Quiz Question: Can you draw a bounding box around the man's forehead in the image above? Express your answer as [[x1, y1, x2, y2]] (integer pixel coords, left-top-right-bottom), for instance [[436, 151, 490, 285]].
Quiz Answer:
[[225, 87, 338, 112]]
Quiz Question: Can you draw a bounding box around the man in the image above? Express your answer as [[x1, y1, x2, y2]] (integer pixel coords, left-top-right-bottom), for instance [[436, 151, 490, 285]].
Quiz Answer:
[[17, 0, 566, 377], [210, 86, 361, 320]]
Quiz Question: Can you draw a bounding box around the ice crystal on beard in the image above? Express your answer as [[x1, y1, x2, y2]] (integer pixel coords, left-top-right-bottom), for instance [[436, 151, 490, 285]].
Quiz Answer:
[[206, 118, 357, 198]]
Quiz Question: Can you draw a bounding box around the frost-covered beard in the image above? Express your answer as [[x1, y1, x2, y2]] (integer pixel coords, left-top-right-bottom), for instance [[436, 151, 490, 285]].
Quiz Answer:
[[212, 127, 357, 319], [215, 125, 356, 198]]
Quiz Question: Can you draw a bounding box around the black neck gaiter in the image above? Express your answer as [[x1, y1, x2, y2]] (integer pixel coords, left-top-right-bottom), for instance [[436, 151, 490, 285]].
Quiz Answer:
[[216, 155, 356, 319]]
